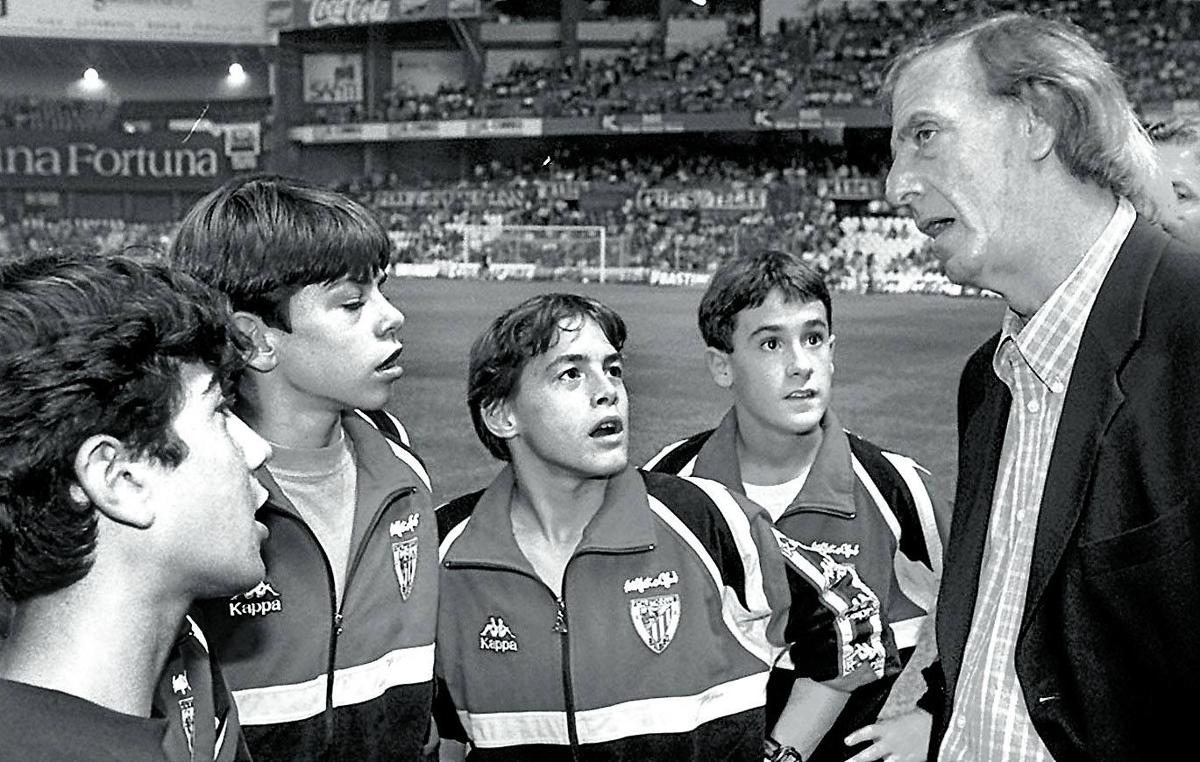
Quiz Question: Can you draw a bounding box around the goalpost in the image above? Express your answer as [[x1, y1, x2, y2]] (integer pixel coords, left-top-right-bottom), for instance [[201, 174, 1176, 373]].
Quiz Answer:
[[455, 224, 608, 283]]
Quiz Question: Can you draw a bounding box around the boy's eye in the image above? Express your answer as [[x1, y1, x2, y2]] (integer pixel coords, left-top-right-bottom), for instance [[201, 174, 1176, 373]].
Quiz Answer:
[[608, 364, 624, 379], [559, 367, 581, 381], [1174, 182, 1197, 201], [761, 337, 780, 351], [342, 300, 365, 311], [805, 333, 826, 346]]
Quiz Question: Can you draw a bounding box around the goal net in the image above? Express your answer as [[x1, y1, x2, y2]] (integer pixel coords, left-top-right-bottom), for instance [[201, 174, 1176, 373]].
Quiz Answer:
[[454, 223, 608, 282]]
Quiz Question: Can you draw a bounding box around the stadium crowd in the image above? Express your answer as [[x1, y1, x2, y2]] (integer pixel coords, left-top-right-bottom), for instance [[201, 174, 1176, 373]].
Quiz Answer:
[[334, 146, 953, 292], [300, 0, 1200, 126], [0, 216, 175, 261], [0, 142, 956, 294]]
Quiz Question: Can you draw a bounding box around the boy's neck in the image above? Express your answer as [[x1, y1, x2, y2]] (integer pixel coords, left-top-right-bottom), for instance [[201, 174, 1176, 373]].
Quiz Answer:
[[734, 409, 824, 486], [508, 459, 608, 547], [0, 578, 186, 717], [507, 461, 610, 596], [238, 389, 344, 450]]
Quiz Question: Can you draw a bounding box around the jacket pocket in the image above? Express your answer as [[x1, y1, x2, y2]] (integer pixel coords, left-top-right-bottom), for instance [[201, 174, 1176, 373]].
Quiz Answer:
[[1077, 499, 1194, 573]]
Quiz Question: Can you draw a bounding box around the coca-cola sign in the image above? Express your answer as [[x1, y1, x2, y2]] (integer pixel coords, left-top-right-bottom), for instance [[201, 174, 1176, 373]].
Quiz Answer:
[[308, 0, 392, 26], [284, 0, 480, 28]]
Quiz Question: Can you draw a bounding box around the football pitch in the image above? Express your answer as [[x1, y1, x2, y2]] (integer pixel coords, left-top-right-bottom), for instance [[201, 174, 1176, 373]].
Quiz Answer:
[[385, 278, 1006, 508]]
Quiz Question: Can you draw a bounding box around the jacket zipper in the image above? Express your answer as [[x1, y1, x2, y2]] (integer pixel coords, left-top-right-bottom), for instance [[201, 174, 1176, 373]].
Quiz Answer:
[[323, 486, 417, 749], [261, 506, 341, 751], [553, 595, 579, 758], [446, 543, 652, 755], [265, 486, 417, 754]]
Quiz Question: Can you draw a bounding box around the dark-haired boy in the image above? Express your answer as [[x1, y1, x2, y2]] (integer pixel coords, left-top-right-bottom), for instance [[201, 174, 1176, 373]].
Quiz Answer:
[[169, 175, 438, 762], [646, 250, 946, 762], [0, 252, 272, 761], [434, 293, 884, 761]]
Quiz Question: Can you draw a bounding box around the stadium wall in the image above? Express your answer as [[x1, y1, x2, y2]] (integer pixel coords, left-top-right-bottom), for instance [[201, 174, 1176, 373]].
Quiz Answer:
[[1, 61, 271, 102]]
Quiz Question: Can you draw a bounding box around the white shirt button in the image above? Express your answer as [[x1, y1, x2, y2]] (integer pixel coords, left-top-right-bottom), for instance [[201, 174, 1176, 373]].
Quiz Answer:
[[1026, 399, 1040, 413], [1049, 380, 1065, 394], [1016, 509, 1027, 523]]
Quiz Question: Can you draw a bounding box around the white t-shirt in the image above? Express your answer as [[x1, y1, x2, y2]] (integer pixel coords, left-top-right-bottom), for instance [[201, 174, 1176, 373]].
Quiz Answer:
[[268, 423, 358, 604], [742, 463, 811, 522]]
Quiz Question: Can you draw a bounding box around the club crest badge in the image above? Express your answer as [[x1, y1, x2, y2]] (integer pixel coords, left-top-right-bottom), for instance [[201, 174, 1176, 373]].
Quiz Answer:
[[389, 514, 420, 601], [629, 594, 680, 654], [172, 671, 196, 754]]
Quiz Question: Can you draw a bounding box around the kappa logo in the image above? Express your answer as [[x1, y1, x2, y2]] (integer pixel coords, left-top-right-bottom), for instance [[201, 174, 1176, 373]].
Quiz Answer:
[[229, 579, 283, 618], [479, 616, 519, 653], [171, 672, 191, 696], [630, 594, 680, 654], [623, 570, 679, 595], [242, 580, 279, 598], [810, 541, 861, 559]]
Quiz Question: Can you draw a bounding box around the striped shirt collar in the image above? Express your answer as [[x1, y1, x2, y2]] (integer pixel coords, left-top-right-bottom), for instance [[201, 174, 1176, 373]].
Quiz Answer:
[[995, 197, 1135, 389]]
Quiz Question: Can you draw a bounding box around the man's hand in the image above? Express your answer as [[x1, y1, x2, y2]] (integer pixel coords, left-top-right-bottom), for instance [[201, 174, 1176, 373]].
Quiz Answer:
[[843, 709, 932, 762]]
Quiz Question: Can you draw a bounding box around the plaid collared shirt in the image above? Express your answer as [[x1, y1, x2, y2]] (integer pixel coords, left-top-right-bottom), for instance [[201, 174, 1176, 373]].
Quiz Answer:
[[939, 198, 1135, 762]]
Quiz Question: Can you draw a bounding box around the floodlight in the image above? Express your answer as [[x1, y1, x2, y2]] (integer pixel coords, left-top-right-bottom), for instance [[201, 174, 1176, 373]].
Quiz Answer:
[[227, 62, 248, 85]]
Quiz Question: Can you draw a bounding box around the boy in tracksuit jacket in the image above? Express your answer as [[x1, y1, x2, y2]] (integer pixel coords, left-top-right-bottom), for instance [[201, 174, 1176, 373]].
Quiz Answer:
[[0, 253, 268, 762], [170, 176, 438, 762], [646, 250, 948, 762], [433, 293, 887, 762]]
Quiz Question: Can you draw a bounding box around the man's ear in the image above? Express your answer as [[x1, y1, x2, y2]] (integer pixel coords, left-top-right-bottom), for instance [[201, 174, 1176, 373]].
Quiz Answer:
[[481, 399, 518, 443], [72, 435, 155, 529], [829, 334, 836, 374], [234, 311, 279, 373], [705, 347, 734, 389], [1019, 92, 1057, 162]]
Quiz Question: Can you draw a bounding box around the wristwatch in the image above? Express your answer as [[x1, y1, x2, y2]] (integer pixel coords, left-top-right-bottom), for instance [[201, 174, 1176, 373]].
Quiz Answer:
[[764, 736, 805, 762]]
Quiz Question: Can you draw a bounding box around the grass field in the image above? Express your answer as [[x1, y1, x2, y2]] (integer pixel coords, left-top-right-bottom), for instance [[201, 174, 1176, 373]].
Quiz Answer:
[[385, 277, 1006, 508]]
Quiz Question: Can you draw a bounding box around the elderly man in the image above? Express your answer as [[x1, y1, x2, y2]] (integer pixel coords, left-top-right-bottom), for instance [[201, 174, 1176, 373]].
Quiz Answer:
[[884, 12, 1200, 762]]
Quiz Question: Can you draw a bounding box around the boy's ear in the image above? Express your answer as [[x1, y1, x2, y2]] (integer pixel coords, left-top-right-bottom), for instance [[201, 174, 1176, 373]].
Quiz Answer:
[[481, 399, 518, 443], [233, 311, 279, 373], [705, 347, 734, 389], [72, 435, 156, 530]]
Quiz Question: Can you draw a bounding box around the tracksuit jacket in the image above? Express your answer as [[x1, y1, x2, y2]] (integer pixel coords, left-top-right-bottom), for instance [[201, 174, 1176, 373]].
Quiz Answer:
[[433, 465, 886, 761], [645, 408, 945, 761], [0, 616, 249, 762], [158, 617, 253, 762], [193, 410, 437, 762]]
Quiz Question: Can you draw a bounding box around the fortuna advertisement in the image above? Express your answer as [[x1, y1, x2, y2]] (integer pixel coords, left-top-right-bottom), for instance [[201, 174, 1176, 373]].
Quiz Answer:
[[0, 131, 230, 190]]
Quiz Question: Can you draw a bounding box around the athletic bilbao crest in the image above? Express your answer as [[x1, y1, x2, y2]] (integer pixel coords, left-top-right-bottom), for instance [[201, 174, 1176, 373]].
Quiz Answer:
[[629, 594, 680, 654], [389, 514, 420, 601], [172, 671, 196, 754]]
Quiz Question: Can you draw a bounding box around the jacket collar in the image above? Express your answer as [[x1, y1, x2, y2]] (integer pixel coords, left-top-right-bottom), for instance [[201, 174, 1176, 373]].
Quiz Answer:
[[694, 407, 856, 519], [257, 410, 420, 522], [443, 464, 659, 572]]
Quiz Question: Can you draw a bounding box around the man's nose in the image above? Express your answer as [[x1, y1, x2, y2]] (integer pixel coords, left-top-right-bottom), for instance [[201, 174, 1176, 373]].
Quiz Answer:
[[885, 157, 922, 208]]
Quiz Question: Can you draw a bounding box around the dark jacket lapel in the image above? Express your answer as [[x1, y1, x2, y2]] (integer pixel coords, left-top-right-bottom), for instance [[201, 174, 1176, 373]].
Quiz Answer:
[[1021, 217, 1170, 632], [940, 332, 1009, 692]]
